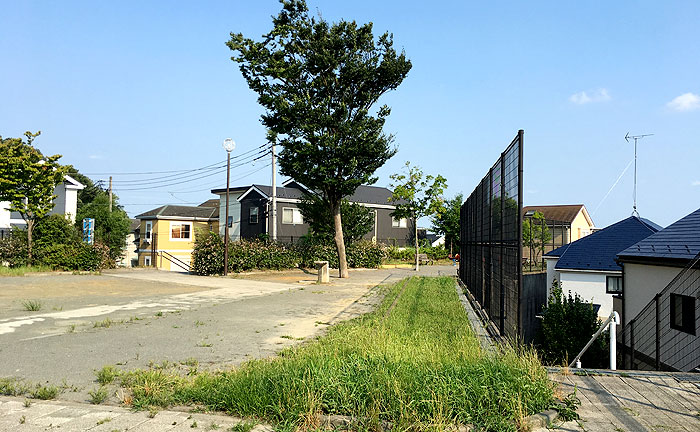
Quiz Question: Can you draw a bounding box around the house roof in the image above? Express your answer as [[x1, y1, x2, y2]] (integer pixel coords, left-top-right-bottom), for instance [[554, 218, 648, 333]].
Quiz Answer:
[[222, 182, 398, 207], [135, 205, 218, 220], [617, 207, 700, 263], [523, 204, 593, 226], [544, 216, 660, 272], [63, 175, 85, 190], [198, 199, 219, 208]]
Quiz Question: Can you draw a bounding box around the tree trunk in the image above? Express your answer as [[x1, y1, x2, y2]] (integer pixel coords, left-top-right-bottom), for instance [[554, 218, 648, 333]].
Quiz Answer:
[[414, 215, 419, 272], [332, 202, 349, 278], [27, 219, 33, 266]]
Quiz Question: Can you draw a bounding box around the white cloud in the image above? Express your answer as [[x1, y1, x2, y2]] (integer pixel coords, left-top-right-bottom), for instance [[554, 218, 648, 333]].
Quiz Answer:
[[667, 92, 700, 112], [88, 155, 103, 160], [692, 180, 700, 187], [569, 88, 611, 105]]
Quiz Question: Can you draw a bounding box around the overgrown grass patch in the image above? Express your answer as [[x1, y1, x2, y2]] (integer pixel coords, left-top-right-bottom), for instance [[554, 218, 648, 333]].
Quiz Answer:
[[117, 277, 554, 431], [0, 265, 54, 277]]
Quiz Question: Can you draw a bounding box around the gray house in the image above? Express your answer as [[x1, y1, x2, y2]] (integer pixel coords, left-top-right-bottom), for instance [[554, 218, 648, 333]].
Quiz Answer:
[[211, 179, 413, 245]]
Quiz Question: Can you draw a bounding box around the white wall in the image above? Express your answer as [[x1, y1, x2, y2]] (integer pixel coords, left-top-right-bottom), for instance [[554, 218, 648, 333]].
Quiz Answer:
[[217, 192, 243, 240], [558, 271, 616, 319], [623, 263, 683, 325], [0, 202, 10, 229], [545, 258, 559, 296]]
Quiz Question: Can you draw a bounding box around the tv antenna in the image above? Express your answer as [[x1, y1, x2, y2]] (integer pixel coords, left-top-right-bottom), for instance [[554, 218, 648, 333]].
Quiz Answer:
[[624, 132, 653, 217]]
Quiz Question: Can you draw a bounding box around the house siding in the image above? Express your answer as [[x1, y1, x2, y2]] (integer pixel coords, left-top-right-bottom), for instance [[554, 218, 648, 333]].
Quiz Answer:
[[137, 219, 212, 271], [622, 263, 685, 326]]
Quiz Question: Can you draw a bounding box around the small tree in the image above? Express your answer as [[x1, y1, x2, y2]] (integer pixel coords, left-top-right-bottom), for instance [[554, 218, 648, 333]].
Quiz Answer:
[[0, 131, 66, 264], [431, 192, 463, 254], [297, 195, 374, 244], [228, 0, 411, 278], [523, 211, 552, 262], [389, 161, 447, 271], [536, 280, 608, 368], [75, 192, 130, 261]]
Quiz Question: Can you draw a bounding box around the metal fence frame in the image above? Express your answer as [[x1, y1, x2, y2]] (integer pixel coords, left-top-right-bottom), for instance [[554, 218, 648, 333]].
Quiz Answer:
[[460, 130, 524, 340]]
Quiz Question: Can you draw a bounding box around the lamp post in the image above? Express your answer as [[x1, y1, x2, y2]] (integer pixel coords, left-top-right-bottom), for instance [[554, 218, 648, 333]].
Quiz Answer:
[[222, 138, 236, 276]]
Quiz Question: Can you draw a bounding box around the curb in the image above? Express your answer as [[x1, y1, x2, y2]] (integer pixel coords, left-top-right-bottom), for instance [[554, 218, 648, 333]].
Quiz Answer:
[[525, 409, 559, 429]]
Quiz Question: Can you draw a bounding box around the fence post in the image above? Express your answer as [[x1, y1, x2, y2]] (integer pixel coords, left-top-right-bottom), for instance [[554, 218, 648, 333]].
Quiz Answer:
[[655, 294, 661, 370], [630, 319, 635, 370]]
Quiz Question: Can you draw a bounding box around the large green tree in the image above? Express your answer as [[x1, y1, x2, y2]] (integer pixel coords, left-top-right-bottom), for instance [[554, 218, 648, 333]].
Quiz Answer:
[[0, 131, 66, 264], [389, 162, 447, 271], [75, 189, 130, 261], [228, 0, 411, 277], [431, 192, 463, 254], [297, 194, 374, 244]]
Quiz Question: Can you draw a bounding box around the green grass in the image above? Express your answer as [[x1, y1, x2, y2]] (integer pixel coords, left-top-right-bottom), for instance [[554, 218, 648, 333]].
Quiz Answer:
[[21, 299, 43, 311], [31, 384, 60, 400], [0, 265, 54, 277], [89, 386, 110, 404], [117, 277, 553, 431], [96, 365, 120, 385], [93, 318, 115, 328]]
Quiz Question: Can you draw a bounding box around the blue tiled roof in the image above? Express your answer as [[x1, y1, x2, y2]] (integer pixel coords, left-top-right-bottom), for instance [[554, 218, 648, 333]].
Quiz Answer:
[[617, 208, 700, 261], [544, 216, 660, 272]]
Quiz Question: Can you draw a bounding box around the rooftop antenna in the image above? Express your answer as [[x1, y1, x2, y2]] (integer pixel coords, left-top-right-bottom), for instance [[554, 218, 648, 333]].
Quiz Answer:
[[624, 132, 653, 217]]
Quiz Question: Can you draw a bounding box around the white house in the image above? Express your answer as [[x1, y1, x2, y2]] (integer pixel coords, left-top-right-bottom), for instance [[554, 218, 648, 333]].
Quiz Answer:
[[544, 216, 661, 319], [616, 207, 700, 372], [0, 175, 85, 230]]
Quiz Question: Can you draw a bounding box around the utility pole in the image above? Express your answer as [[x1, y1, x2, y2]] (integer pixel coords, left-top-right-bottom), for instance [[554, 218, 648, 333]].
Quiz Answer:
[[108, 176, 113, 212], [624, 132, 653, 217], [222, 138, 236, 276], [270, 143, 277, 242]]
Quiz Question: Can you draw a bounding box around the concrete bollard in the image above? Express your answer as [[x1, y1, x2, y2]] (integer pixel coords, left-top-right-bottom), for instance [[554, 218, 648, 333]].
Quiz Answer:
[[314, 260, 329, 283]]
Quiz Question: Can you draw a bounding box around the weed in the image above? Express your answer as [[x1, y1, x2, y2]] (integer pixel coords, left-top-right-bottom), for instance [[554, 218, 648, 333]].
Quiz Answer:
[[619, 372, 630, 378], [191, 420, 198, 428], [31, 385, 59, 400], [230, 422, 256, 432], [94, 318, 114, 328], [196, 342, 213, 348], [23, 399, 31, 408], [96, 417, 112, 425], [96, 365, 120, 385], [89, 386, 109, 404], [148, 407, 159, 418], [66, 324, 76, 333], [194, 320, 205, 327], [208, 423, 220, 430], [155, 311, 164, 317], [181, 358, 199, 367], [279, 335, 293, 340], [0, 378, 29, 396], [553, 387, 581, 421], [19, 415, 26, 424], [21, 299, 42, 311], [0, 265, 53, 277], [52, 306, 63, 311]]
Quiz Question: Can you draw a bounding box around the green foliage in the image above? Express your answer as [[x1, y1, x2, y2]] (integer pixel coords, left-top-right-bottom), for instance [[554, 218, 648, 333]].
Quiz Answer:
[[33, 214, 80, 250], [523, 211, 552, 262], [431, 193, 463, 251], [88, 386, 109, 404], [0, 229, 29, 267], [36, 242, 110, 271], [297, 195, 374, 244], [31, 384, 60, 400], [118, 277, 553, 431], [191, 232, 225, 276], [0, 131, 67, 264], [536, 281, 608, 368], [297, 239, 386, 269], [228, 0, 411, 276], [227, 239, 299, 273], [21, 299, 43, 311], [75, 192, 130, 260], [386, 244, 448, 261], [96, 365, 120, 385]]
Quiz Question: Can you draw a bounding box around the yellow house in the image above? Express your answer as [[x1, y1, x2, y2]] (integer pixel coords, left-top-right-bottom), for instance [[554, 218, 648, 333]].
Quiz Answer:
[[135, 202, 218, 272], [522, 204, 595, 259]]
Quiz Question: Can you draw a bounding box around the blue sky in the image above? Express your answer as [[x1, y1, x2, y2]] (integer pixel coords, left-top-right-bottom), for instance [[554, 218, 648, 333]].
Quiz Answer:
[[2, 1, 699, 228]]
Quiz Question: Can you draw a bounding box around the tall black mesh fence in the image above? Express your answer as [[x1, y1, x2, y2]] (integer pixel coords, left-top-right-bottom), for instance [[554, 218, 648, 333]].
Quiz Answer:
[[460, 131, 523, 339], [619, 252, 700, 371]]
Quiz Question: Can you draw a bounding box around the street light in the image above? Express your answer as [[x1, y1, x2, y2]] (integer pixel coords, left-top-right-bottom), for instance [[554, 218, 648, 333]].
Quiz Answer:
[[222, 138, 236, 276]]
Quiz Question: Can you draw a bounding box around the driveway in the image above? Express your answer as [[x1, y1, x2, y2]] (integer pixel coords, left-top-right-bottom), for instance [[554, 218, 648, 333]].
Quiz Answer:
[[0, 265, 456, 404]]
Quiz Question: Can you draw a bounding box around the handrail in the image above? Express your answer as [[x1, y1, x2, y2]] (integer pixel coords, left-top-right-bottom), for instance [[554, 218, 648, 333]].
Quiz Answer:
[[569, 311, 620, 369], [159, 251, 190, 272]]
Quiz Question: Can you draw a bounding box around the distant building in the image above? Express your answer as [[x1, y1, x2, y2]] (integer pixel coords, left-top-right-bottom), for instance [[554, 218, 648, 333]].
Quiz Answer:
[[522, 204, 595, 261], [544, 216, 661, 318], [211, 179, 413, 246], [0, 175, 85, 234], [134, 201, 218, 271]]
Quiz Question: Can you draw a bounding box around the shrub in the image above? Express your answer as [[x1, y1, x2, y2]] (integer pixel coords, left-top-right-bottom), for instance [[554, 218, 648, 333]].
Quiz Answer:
[[33, 214, 80, 251], [346, 240, 386, 268], [191, 231, 224, 276], [35, 242, 110, 271], [535, 281, 608, 368], [227, 239, 299, 272], [0, 230, 28, 267]]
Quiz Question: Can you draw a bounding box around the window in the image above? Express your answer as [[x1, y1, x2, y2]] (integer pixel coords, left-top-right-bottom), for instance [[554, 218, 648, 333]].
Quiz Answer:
[[170, 223, 191, 240], [392, 217, 407, 228], [282, 207, 303, 224], [670, 294, 696, 335], [606, 276, 622, 294], [145, 222, 152, 241], [249, 207, 259, 224], [144, 256, 151, 266], [227, 216, 233, 228]]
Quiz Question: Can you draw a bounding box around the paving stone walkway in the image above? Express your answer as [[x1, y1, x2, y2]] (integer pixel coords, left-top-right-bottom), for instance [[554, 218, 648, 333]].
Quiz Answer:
[[547, 369, 700, 431]]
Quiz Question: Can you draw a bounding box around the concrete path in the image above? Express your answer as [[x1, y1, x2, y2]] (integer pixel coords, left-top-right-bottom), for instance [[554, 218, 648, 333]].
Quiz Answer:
[[547, 370, 700, 431]]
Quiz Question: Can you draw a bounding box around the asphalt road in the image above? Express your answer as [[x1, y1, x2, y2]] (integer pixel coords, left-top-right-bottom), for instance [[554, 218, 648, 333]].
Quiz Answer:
[[0, 265, 456, 404]]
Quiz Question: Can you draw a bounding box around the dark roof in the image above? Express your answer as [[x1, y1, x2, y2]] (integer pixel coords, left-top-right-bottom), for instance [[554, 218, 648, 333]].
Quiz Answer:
[[544, 216, 660, 272], [129, 219, 140, 232], [198, 199, 220, 208], [135, 205, 218, 220], [230, 182, 397, 206], [618, 208, 700, 262], [209, 185, 254, 194], [523, 205, 592, 224]]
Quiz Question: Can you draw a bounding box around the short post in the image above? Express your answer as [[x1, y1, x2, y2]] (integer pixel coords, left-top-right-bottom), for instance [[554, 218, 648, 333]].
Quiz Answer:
[[314, 261, 329, 284], [609, 311, 619, 370]]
